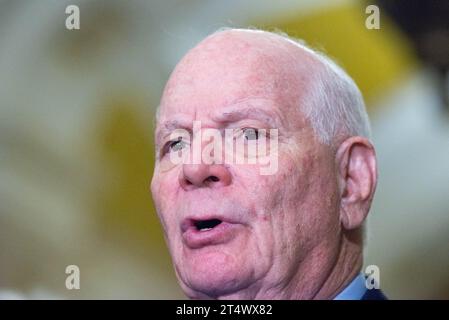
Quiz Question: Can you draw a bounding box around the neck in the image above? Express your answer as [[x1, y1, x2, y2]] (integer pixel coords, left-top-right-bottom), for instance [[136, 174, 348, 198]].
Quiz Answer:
[[312, 229, 363, 299]]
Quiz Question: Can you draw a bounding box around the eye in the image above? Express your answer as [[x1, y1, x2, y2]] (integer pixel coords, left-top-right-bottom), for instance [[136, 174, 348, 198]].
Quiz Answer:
[[167, 136, 187, 152], [242, 127, 259, 140]]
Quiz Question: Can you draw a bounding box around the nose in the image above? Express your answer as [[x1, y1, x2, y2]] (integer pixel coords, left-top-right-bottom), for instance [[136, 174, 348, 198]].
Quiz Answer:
[[179, 163, 232, 190]]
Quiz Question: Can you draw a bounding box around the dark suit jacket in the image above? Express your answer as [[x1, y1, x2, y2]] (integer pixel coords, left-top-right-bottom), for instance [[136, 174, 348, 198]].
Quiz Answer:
[[361, 289, 388, 300]]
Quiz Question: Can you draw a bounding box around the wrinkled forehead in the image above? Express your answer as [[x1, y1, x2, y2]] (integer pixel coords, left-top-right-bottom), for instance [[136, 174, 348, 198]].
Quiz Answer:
[[157, 30, 316, 126]]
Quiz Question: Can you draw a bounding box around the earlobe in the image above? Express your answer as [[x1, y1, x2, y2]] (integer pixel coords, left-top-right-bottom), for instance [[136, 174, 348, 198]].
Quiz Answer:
[[336, 136, 377, 230]]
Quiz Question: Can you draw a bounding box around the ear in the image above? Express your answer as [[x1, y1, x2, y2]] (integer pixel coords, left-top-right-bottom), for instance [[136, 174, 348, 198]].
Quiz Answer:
[[335, 136, 377, 230]]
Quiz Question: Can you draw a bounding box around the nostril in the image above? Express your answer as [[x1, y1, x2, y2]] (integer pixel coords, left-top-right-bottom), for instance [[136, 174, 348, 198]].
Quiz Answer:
[[180, 164, 231, 190]]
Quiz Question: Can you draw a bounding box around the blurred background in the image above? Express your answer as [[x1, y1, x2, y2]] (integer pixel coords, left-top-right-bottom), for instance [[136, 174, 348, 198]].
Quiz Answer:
[[0, 0, 448, 299]]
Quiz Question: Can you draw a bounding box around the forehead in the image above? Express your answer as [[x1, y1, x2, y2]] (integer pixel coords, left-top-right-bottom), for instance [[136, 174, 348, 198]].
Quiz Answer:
[[158, 31, 315, 126]]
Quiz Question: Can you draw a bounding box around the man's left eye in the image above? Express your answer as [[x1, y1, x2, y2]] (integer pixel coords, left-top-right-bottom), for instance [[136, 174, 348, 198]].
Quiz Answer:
[[242, 127, 259, 140]]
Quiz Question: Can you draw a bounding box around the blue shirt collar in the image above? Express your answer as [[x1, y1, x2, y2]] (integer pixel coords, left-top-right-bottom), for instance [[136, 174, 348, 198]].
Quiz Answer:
[[333, 273, 366, 300]]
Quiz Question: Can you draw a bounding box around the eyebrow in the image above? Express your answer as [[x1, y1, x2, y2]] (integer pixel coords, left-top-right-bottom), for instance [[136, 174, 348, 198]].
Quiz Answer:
[[155, 104, 285, 144], [155, 119, 191, 145], [212, 106, 283, 128]]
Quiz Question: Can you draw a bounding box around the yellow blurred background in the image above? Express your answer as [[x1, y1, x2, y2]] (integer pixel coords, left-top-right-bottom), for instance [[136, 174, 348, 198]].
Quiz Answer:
[[0, 0, 448, 299]]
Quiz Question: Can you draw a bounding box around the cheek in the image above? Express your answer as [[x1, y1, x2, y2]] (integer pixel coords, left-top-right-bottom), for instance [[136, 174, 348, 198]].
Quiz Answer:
[[152, 174, 181, 238], [238, 163, 296, 243], [249, 152, 317, 257], [282, 154, 340, 249], [228, 162, 306, 280]]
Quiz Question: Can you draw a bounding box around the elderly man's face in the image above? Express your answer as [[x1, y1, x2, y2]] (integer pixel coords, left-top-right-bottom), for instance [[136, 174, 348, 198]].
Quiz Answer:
[[151, 31, 342, 298]]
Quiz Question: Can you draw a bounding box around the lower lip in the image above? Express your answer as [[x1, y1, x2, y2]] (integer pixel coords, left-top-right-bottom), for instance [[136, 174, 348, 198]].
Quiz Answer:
[[182, 222, 240, 249]]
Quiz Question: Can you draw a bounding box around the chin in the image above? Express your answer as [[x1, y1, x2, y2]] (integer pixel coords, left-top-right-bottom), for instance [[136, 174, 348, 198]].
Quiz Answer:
[[177, 248, 253, 298]]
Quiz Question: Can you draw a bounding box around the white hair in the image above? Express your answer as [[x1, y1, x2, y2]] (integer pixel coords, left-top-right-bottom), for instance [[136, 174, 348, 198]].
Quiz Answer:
[[303, 48, 372, 145], [213, 28, 372, 146]]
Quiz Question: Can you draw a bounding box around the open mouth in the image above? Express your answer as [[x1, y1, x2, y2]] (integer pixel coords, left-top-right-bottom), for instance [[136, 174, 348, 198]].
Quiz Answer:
[[181, 217, 240, 249], [194, 219, 222, 232]]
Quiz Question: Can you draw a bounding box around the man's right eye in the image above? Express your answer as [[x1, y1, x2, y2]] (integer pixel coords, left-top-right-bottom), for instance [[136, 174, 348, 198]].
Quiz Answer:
[[167, 137, 187, 152]]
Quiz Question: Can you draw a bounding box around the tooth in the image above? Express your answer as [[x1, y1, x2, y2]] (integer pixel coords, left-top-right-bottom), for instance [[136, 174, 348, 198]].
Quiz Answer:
[[200, 228, 212, 232]]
